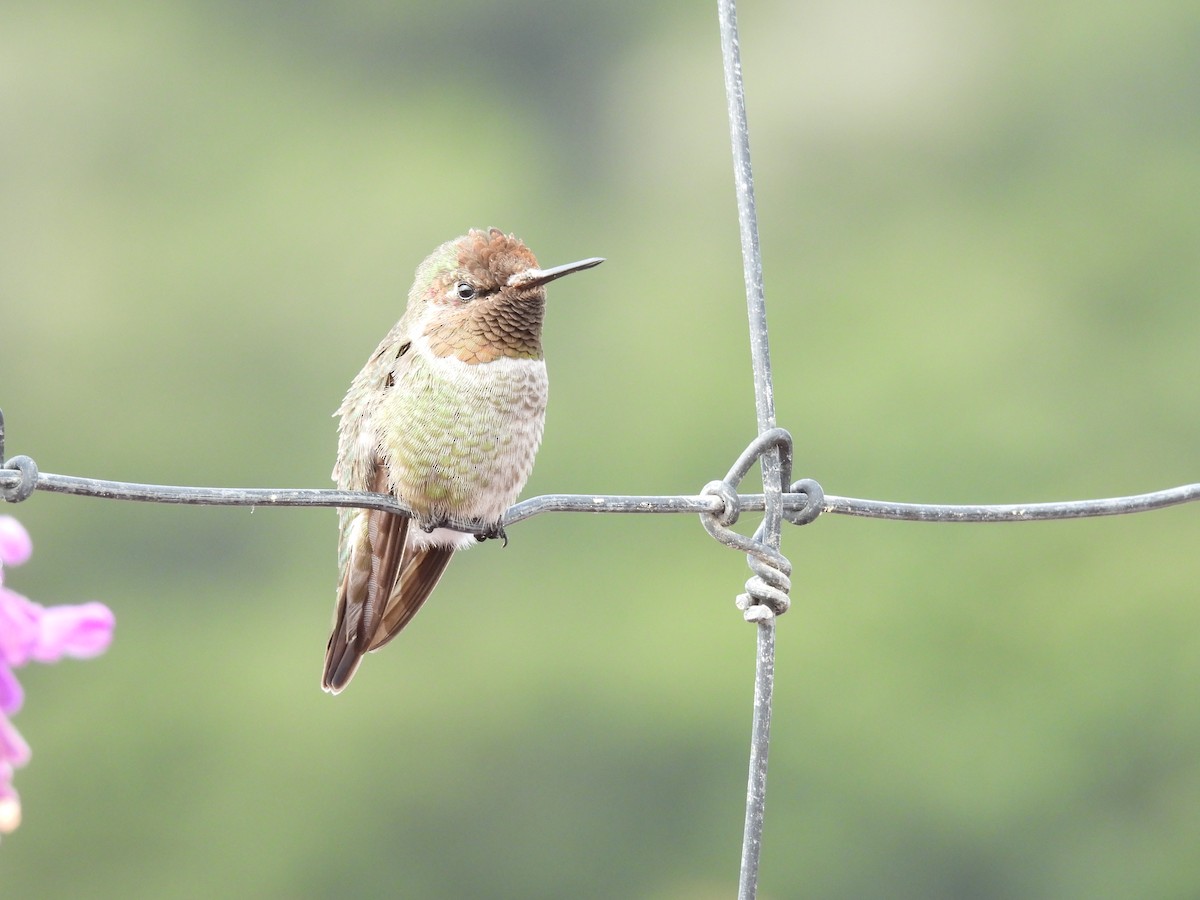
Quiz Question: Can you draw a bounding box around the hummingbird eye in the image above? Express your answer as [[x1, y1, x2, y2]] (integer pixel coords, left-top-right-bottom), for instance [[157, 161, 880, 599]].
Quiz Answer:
[[455, 282, 476, 302]]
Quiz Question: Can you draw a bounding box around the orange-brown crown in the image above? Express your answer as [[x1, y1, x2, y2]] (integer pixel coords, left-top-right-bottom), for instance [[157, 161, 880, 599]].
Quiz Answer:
[[418, 229, 548, 363]]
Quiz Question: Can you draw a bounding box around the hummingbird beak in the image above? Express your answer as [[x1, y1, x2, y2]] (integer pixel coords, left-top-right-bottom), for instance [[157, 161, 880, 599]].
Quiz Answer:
[[509, 257, 604, 289]]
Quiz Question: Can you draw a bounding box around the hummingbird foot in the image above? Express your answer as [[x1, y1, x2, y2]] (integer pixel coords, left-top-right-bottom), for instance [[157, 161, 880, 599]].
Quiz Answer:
[[474, 523, 508, 547], [415, 516, 508, 547]]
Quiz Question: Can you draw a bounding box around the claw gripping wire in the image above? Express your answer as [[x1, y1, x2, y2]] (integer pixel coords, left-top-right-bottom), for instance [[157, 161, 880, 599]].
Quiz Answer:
[[700, 428, 824, 619]]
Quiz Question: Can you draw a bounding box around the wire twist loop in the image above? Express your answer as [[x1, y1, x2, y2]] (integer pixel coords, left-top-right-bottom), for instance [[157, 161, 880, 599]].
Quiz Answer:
[[735, 536, 792, 616], [0, 409, 39, 503], [785, 478, 824, 525], [0, 456, 39, 503], [700, 429, 814, 618], [701, 479, 742, 527]]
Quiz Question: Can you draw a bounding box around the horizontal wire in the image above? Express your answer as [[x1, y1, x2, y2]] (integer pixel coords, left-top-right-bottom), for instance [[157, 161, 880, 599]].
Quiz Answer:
[[822, 483, 1200, 522], [2, 467, 1196, 527]]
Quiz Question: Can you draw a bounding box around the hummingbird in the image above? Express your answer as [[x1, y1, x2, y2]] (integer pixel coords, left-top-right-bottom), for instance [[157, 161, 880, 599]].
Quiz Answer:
[[323, 228, 603, 693]]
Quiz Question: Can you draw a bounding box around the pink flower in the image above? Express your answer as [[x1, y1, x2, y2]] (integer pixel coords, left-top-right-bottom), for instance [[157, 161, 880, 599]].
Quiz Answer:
[[0, 518, 32, 571], [0, 516, 114, 838]]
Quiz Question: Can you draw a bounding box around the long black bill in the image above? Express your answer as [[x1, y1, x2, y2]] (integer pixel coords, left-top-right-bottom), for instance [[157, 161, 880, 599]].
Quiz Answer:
[[511, 256, 604, 289]]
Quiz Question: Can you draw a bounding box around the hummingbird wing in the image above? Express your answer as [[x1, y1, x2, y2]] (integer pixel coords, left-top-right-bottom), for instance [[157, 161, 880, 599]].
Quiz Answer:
[[368, 541, 456, 652], [322, 465, 409, 693]]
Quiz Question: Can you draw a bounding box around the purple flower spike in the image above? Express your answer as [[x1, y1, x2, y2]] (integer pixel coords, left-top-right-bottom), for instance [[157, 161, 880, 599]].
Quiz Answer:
[[0, 762, 20, 835], [0, 516, 114, 841], [0, 517, 32, 571], [0, 665, 23, 715], [29, 602, 116, 662], [0, 716, 30, 769]]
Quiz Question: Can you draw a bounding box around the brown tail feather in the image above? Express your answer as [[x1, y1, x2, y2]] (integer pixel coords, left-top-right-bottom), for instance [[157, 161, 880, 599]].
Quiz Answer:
[[368, 544, 456, 652], [322, 504, 409, 694]]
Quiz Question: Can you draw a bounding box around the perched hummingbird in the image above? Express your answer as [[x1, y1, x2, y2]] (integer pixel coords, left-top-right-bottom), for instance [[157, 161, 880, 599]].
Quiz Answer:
[[323, 228, 603, 693]]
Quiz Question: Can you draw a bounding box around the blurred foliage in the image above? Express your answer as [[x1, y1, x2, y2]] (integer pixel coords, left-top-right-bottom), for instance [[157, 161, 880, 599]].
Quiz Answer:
[[2, 0, 1199, 897]]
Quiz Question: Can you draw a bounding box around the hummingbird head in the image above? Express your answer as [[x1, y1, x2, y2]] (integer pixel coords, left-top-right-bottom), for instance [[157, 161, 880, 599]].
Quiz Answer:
[[413, 228, 603, 363]]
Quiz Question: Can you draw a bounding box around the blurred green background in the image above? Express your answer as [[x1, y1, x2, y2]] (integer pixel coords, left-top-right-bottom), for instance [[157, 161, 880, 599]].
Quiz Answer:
[[2, 1, 1199, 897]]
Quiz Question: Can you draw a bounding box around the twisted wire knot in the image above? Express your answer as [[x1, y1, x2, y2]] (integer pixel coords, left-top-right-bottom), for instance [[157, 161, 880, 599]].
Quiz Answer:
[[735, 542, 792, 616], [0, 409, 39, 503], [0, 456, 39, 503], [701, 479, 741, 527], [786, 477, 824, 526], [700, 428, 821, 619]]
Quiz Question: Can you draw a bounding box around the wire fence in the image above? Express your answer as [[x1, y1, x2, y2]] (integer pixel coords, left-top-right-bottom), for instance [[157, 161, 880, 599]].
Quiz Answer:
[[2, 1, 1199, 897]]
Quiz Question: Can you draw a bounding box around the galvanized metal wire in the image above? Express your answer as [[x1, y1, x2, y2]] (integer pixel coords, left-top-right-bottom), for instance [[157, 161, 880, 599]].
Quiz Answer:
[[4, 448, 1194, 525], [713, 0, 798, 891], [3, 0, 1200, 895], [4, 448, 1195, 525], [3, 432, 1197, 900]]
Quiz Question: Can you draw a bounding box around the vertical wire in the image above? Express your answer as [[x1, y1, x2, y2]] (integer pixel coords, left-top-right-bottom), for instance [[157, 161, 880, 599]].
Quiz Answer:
[[716, 1, 784, 898], [742, 607, 776, 898]]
